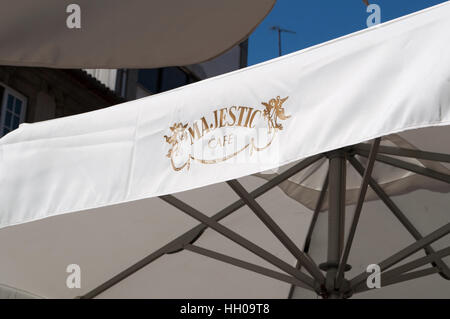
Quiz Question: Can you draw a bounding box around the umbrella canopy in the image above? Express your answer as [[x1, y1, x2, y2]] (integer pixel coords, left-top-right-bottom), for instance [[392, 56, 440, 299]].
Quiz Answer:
[[0, 0, 275, 68], [0, 2, 449, 298]]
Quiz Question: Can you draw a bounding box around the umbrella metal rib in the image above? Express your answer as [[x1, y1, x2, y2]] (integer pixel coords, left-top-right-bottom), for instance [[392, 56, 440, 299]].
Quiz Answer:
[[349, 156, 450, 279], [354, 144, 450, 163], [226, 179, 325, 284], [378, 246, 450, 284], [288, 173, 329, 299], [356, 150, 450, 184], [160, 194, 316, 289], [335, 138, 381, 289], [348, 217, 450, 290], [382, 268, 439, 287], [354, 268, 439, 293], [292, 149, 450, 298], [184, 244, 314, 291], [81, 144, 450, 299], [81, 155, 323, 298], [304, 174, 329, 253]]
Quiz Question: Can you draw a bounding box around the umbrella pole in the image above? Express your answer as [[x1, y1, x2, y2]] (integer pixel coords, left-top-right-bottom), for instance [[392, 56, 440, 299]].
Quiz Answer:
[[323, 150, 347, 298]]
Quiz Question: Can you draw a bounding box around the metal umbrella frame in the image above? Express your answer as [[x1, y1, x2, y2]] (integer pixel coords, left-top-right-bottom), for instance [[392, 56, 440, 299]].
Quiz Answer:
[[1, 2, 449, 299], [79, 138, 450, 299]]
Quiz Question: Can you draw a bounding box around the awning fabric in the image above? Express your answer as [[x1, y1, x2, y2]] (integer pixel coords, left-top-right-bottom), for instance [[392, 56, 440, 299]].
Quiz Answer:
[[0, 284, 42, 299], [0, 175, 312, 298], [0, 2, 449, 300], [1, 2, 449, 229], [0, 0, 275, 68]]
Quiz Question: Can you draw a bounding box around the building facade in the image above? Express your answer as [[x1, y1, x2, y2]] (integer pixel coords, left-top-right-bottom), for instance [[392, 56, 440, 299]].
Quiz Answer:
[[0, 41, 248, 137]]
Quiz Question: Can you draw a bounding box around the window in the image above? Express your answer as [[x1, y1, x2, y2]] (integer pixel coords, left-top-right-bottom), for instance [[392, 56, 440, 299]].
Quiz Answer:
[[138, 67, 193, 95], [138, 69, 160, 94], [160, 67, 189, 92], [0, 84, 27, 137]]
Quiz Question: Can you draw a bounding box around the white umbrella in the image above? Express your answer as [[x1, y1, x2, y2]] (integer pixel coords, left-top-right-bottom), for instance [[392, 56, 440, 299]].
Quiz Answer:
[[0, 0, 275, 68], [0, 2, 449, 298]]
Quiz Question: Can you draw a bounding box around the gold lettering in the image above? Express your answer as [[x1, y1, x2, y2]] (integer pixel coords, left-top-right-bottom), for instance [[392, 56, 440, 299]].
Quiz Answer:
[[244, 107, 254, 128], [228, 133, 235, 145], [228, 106, 237, 126], [200, 117, 210, 136], [208, 137, 217, 149], [237, 106, 248, 127], [249, 110, 261, 128], [187, 105, 264, 146], [165, 96, 290, 171], [188, 123, 201, 145], [207, 134, 234, 150], [213, 110, 218, 129], [219, 108, 227, 128]]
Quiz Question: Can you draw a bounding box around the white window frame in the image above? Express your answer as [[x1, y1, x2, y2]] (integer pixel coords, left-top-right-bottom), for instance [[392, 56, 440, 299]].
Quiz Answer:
[[0, 82, 27, 136]]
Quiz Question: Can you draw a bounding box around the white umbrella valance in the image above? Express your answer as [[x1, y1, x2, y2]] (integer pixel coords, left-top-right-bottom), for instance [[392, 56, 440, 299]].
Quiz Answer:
[[1, 2, 449, 228], [0, 2, 449, 299]]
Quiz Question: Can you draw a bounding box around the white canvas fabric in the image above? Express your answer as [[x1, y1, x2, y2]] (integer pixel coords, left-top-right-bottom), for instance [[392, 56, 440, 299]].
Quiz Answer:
[[257, 128, 450, 210], [292, 185, 450, 299], [0, 3, 449, 299], [0, 175, 313, 298], [0, 0, 275, 68], [1, 2, 449, 229], [0, 284, 42, 299]]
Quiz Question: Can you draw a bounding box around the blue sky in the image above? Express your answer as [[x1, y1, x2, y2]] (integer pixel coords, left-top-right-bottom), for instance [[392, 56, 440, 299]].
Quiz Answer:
[[248, 0, 448, 65]]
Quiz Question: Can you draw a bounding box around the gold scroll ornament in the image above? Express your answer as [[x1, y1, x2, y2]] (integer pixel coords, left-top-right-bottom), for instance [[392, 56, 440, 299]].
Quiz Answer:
[[164, 96, 290, 171]]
